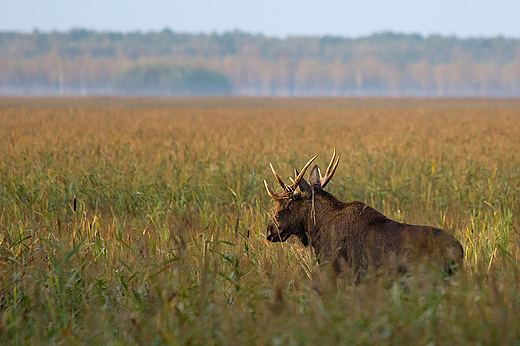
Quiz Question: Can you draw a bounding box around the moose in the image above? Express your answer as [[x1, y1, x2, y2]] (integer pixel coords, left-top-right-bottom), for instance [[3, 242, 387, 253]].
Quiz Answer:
[[264, 150, 464, 280]]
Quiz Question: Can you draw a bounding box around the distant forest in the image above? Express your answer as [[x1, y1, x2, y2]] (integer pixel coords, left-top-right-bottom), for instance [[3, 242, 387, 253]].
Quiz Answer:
[[1, 29, 520, 96]]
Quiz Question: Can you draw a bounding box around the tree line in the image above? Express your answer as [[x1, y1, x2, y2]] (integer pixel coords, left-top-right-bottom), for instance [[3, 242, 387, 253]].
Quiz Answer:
[[1, 29, 520, 96]]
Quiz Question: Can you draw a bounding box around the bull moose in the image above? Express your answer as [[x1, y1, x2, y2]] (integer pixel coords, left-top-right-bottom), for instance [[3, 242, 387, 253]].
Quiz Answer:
[[264, 150, 463, 280]]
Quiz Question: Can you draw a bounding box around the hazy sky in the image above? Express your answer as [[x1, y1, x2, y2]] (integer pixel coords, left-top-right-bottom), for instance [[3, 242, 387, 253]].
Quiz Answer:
[[2, 0, 520, 38]]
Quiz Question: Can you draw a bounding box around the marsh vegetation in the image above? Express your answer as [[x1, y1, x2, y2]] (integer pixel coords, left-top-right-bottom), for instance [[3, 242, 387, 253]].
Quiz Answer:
[[1, 97, 519, 344]]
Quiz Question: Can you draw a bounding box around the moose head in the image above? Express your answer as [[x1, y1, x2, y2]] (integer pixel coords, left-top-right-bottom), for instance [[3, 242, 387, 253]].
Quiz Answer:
[[264, 150, 340, 246]]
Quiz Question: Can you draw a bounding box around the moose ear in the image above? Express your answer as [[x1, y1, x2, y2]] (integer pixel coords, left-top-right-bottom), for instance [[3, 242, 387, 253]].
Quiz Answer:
[[308, 165, 321, 187]]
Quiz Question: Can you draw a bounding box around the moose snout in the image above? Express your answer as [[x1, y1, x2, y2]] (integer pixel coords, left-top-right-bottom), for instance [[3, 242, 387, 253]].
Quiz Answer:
[[266, 221, 282, 242]]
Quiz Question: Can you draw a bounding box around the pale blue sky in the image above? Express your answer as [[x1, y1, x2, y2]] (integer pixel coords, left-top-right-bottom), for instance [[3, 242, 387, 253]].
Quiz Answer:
[[2, 0, 520, 38]]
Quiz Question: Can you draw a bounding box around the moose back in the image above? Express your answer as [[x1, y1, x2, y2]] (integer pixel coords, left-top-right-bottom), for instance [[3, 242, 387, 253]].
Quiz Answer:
[[264, 150, 464, 279]]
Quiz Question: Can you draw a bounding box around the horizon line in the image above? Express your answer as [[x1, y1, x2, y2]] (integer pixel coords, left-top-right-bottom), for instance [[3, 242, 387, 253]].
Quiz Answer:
[[1, 27, 518, 41]]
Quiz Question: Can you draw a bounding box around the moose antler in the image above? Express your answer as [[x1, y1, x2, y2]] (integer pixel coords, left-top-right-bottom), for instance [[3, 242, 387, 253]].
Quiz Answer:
[[264, 155, 317, 200], [318, 149, 340, 188]]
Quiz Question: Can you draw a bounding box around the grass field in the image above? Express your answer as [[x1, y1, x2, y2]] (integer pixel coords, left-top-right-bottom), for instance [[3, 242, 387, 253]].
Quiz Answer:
[[1, 97, 520, 345]]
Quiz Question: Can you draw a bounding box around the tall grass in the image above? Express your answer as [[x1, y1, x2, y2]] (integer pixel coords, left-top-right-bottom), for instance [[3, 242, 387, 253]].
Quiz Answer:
[[1, 97, 519, 344]]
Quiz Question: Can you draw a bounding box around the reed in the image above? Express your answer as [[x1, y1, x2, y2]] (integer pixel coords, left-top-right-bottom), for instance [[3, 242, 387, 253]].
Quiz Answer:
[[0, 97, 519, 344]]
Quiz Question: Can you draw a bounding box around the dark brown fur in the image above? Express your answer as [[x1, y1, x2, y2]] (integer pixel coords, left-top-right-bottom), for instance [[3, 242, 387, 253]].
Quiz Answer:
[[266, 165, 464, 280]]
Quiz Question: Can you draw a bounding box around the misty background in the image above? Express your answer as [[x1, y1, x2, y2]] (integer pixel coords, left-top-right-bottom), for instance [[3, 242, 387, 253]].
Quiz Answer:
[[2, 1, 520, 97]]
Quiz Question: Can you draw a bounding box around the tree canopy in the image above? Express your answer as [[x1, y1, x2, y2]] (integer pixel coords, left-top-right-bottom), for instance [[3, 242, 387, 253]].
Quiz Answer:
[[114, 64, 231, 96], [1, 29, 519, 96]]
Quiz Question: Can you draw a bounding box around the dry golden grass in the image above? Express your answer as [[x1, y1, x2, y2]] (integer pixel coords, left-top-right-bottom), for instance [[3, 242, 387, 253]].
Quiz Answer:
[[1, 97, 520, 344]]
